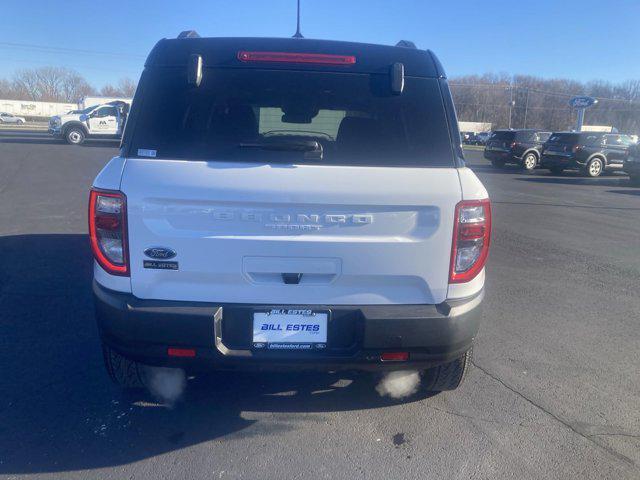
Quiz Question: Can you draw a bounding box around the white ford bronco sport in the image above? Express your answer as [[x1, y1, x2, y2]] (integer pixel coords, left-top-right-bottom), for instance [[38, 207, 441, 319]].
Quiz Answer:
[[90, 33, 491, 393]]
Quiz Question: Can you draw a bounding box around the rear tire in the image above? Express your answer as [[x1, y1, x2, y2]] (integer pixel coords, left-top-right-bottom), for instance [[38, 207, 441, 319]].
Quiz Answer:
[[102, 343, 147, 389], [522, 152, 538, 171], [584, 157, 604, 177], [491, 159, 506, 169], [423, 348, 472, 392], [549, 166, 564, 174], [65, 127, 85, 145]]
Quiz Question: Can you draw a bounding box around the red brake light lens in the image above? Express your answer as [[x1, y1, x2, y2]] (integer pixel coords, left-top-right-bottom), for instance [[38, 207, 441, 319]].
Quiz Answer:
[[449, 199, 491, 283], [237, 51, 356, 65], [168, 347, 196, 358], [89, 189, 129, 276], [380, 352, 410, 362]]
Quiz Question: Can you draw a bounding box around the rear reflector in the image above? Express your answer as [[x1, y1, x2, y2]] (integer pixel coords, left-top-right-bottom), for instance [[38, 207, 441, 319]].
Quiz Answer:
[[167, 348, 196, 358], [237, 51, 356, 65], [380, 352, 409, 362]]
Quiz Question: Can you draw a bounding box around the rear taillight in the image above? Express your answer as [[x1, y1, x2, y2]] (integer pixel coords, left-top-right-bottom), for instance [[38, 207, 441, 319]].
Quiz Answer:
[[449, 199, 491, 283], [237, 51, 356, 65], [89, 189, 129, 276]]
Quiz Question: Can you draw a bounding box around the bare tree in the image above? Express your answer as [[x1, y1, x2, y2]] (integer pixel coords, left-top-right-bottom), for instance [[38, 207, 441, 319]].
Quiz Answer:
[[99, 78, 137, 98], [8, 67, 95, 103], [450, 74, 640, 134], [12, 69, 41, 100], [34, 67, 67, 101], [100, 84, 121, 97], [0, 78, 18, 99], [1, 65, 638, 133], [61, 72, 94, 103], [117, 77, 137, 97]]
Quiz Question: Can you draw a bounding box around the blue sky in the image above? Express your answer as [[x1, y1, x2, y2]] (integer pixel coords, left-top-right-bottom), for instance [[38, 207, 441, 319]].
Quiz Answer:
[[1, 0, 639, 88]]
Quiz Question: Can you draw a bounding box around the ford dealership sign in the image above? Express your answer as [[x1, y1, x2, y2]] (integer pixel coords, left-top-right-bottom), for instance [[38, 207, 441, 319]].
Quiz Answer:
[[569, 96, 598, 108]]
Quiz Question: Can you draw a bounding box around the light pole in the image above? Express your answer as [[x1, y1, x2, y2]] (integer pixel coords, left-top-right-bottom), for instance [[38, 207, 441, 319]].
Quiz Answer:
[[508, 85, 515, 129], [523, 88, 530, 129]]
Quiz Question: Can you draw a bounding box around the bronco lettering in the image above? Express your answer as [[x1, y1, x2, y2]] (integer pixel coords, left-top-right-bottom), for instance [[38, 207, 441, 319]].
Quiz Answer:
[[208, 209, 372, 227]]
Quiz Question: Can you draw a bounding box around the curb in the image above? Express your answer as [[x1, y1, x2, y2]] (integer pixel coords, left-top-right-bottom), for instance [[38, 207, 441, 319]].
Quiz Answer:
[[0, 124, 48, 132]]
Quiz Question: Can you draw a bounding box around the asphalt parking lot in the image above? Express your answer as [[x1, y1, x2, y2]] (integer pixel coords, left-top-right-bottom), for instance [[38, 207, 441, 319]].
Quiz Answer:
[[1, 131, 639, 479]]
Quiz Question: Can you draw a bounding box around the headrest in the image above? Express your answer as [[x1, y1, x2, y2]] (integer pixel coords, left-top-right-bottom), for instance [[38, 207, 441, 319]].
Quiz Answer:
[[336, 117, 381, 148]]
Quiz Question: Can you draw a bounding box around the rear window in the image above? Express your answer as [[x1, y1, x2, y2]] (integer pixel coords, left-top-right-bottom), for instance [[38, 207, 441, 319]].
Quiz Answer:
[[536, 132, 552, 142], [618, 135, 636, 146], [490, 131, 516, 141], [127, 67, 454, 167], [547, 133, 580, 144], [514, 131, 536, 141]]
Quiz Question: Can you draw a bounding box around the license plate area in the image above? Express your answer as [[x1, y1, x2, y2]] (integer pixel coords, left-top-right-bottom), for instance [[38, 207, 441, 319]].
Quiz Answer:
[[252, 308, 329, 351]]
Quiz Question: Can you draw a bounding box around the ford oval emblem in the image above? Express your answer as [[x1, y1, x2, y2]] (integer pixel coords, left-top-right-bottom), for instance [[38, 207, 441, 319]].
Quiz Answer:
[[569, 96, 598, 109], [144, 247, 177, 259]]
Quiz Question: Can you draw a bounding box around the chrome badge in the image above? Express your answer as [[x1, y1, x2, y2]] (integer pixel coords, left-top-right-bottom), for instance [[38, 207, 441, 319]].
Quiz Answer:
[[144, 247, 177, 260]]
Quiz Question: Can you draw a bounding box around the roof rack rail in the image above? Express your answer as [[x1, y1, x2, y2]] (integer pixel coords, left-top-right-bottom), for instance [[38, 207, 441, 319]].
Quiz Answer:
[[395, 40, 416, 48], [178, 30, 200, 39]]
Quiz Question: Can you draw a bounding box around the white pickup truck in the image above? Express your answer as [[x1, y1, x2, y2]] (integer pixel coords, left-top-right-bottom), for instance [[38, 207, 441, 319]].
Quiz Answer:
[[48, 101, 129, 145]]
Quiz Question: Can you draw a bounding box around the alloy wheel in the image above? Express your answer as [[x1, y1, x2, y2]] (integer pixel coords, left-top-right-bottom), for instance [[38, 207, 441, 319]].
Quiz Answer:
[[589, 159, 602, 176], [524, 154, 537, 170]]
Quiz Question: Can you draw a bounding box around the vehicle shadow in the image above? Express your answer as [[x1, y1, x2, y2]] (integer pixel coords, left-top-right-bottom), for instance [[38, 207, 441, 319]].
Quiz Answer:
[[0, 234, 432, 476], [607, 189, 640, 196], [516, 176, 630, 187], [465, 163, 525, 175]]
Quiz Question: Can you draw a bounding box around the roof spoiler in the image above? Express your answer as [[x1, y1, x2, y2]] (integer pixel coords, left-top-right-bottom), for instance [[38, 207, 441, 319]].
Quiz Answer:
[[395, 40, 416, 48], [178, 30, 200, 39]]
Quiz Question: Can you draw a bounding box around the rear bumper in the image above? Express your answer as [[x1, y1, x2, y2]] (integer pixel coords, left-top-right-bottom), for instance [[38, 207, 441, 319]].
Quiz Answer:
[[484, 149, 518, 162], [624, 160, 640, 175], [94, 281, 483, 372]]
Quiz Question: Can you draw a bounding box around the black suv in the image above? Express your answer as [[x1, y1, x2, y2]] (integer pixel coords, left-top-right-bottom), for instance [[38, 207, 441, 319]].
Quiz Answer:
[[460, 131, 474, 144], [474, 132, 491, 145], [541, 132, 636, 177], [484, 129, 551, 171], [624, 143, 640, 185]]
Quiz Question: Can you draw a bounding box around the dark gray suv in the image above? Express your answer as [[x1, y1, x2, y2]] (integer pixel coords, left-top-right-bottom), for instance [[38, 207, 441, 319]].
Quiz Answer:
[[541, 132, 636, 177], [484, 129, 552, 171]]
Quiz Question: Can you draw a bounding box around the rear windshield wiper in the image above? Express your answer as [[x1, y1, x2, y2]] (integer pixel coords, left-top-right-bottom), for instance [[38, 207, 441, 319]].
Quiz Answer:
[[238, 139, 323, 159]]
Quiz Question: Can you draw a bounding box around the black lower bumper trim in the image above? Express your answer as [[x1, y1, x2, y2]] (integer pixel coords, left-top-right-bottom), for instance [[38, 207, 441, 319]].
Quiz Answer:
[[484, 151, 517, 162], [93, 281, 483, 372]]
